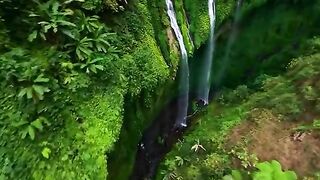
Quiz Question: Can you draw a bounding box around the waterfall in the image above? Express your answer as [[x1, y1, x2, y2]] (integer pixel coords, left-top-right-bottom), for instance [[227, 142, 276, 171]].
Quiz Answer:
[[166, 0, 189, 127], [186, 20, 194, 48], [215, 0, 242, 86], [197, 0, 216, 105]]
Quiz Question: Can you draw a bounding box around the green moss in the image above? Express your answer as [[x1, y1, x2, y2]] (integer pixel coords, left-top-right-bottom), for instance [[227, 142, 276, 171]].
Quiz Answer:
[[132, 35, 170, 92], [147, 0, 177, 68], [182, 0, 238, 49], [174, 0, 194, 54], [73, 88, 125, 179], [216, 0, 235, 26], [108, 81, 174, 179], [0, 86, 124, 179], [116, 0, 170, 96], [184, 0, 210, 49], [123, 34, 170, 96], [0, 0, 172, 179]]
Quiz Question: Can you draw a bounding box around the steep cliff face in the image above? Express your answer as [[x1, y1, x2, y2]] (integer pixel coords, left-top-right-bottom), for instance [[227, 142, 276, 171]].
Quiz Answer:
[[0, 1, 168, 179], [158, 0, 320, 179], [106, 0, 211, 179], [0, 0, 212, 179], [0, 0, 252, 178], [106, 0, 248, 179]]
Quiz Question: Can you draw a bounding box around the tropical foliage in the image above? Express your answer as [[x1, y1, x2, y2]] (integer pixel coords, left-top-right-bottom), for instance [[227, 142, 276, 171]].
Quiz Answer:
[[158, 38, 320, 179], [223, 160, 297, 180], [2, 0, 320, 179], [0, 0, 178, 178]]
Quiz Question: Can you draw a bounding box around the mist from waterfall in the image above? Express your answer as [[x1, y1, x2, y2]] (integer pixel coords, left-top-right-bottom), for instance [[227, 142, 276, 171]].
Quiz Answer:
[[197, 0, 216, 105], [215, 0, 243, 86], [166, 0, 189, 127]]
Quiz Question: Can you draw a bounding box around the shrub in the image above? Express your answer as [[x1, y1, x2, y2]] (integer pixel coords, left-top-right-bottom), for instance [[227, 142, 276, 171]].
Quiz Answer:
[[223, 160, 298, 180], [218, 85, 250, 105], [249, 76, 302, 118]]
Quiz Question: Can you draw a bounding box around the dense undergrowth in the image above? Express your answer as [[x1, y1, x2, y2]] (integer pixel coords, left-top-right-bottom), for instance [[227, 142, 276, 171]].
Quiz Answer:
[[159, 1, 320, 176], [0, 0, 220, 178], [212, 0, 320, 88], [159, 45, 320, 179], [1, 0, 320, 179], [0, 0, 173, 179], [159, 1, 320, 178]]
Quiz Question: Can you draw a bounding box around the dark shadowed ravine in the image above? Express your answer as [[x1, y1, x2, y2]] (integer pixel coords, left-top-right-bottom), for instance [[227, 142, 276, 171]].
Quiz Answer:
[[129, 97, 205, 180]]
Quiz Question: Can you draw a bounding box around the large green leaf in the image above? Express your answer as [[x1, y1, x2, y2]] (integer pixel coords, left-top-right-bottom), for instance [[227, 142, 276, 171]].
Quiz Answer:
[[34, 74, 49, 83], [273, 171, 288, 180], [33, 85, 50, 100], [41, 147, 51, 159], [28, 31, 38, 42], [253, 172, 272, 180], [18, 88, 28, 98], [256, 161, 273, 173], [26, 87, 33, 99], [28, 126, 35, 140], [56, 20, 76, 27], [95, 65, 104, 71], [270, 160, 282, 172], [223, 175, 234, 180], [31, 119, 43, 131], [284, 171, 297, 180]]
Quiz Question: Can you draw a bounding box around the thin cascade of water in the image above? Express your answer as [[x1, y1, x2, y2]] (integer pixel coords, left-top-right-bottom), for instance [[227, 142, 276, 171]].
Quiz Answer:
[[197, 0, 216, 105], [165, 0, 189, 127], [215, 0, 243, 86], [186, 20, 194, 48]]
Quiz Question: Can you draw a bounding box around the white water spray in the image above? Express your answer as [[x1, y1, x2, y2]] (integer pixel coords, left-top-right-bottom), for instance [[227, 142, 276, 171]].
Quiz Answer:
[[197, 0, 216, 105], [166, 0, 189, 127]]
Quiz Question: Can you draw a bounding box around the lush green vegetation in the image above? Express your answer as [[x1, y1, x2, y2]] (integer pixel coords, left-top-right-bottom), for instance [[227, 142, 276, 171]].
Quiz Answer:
[[183, 0, 210, 49], [159, 49, 320, 179], [224, 160, 297, 180], [2, 0, 320, 179], [0, 0, 221, 178], [169, 0, 192, 54], [212, 0, 320, 88], [158, 2, 320, 178], [0, 0, 179, 178]]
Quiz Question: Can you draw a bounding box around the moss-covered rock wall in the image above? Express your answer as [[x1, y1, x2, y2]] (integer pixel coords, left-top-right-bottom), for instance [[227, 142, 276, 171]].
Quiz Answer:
[[1, 0, 248, 177], [0, 0, 171, 179]]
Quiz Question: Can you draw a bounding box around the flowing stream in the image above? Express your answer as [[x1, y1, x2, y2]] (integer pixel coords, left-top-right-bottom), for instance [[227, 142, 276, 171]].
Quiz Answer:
[[197, 0, 216, 105], [166, 0, 189, 127]]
